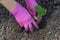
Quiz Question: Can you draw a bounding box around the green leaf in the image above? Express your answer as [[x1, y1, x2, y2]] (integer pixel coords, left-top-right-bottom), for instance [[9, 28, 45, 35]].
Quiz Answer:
[[35, 5, 47, 17]]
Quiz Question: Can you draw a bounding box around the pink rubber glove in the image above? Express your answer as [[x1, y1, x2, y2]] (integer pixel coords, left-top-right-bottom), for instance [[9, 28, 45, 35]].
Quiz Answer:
[[10, 3, 38, 32], [25, 0, 42, 23]]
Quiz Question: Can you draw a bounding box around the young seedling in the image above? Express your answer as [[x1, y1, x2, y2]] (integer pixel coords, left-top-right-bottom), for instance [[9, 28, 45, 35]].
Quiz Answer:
[[34, 5, 47, 20]]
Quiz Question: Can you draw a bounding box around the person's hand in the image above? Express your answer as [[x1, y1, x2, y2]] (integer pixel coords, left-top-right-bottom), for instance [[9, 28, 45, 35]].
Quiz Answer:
[[10, 3, 38, 32], [25, 0, 43, 23]]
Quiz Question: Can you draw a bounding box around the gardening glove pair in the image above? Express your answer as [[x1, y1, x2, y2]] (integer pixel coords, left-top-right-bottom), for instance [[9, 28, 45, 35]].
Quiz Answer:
[[10, 3, 38, 32], [25, 0, 47, 23]]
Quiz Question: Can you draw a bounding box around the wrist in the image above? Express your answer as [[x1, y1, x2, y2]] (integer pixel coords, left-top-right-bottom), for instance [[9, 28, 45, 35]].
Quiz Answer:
[[0, 0, 17, 11]]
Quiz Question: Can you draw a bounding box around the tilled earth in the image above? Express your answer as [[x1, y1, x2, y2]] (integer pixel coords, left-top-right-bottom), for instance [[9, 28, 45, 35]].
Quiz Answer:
[[0, 0, 60, 40]]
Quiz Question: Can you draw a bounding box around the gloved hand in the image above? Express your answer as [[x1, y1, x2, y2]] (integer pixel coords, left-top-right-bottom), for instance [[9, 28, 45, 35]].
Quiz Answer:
[[10, 3, 38, 32], [25, 0, 45, 23]]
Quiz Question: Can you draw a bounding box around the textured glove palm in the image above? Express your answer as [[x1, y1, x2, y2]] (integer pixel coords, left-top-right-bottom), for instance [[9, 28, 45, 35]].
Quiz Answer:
[[25, 0, 43, 23], [10, 3, 38, 32]]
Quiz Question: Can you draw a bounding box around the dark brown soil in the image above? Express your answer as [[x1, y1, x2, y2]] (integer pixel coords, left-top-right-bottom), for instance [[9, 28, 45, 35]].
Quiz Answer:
[[0, 0, 60, 40]]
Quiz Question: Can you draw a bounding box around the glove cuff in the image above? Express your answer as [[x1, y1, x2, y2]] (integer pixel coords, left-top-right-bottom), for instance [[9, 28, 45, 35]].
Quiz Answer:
[[10, 3, 23, 16]]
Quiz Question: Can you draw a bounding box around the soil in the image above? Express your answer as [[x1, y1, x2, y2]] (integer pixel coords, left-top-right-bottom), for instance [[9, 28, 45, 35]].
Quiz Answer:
[[0, 0, 60, 40]]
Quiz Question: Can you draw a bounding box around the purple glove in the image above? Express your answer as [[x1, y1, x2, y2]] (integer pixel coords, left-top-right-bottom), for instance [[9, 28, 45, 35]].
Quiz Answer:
[[10, 3, 38, 32], [25, 0, 42, 23]]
